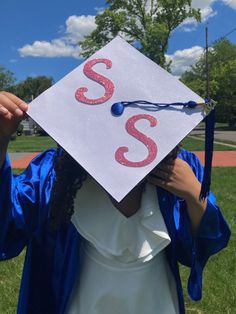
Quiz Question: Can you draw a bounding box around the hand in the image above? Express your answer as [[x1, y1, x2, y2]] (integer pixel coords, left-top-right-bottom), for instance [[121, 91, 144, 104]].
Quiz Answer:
[[0, 91, 28, 140], [147, 158, 201, 201], [147, 158, 207, 234]]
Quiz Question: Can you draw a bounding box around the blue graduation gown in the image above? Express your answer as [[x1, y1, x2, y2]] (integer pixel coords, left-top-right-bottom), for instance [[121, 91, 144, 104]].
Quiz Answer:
[[0, 148, 230, 314]]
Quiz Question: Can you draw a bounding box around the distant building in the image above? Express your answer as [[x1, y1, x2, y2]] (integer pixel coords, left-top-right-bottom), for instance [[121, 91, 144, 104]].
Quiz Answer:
[[19, 117, 37, 135]]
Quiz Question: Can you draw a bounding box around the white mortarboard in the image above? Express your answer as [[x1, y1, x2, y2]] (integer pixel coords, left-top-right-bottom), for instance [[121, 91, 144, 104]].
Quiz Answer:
[[27, 36, 215, 202]]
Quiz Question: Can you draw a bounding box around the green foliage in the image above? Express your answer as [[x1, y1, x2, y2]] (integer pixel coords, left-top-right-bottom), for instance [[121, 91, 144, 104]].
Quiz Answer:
[[80, 0, 200, 67], [9, 76, 54, 102], [181, 39, 236, 127], [0, 65, 16, 90]]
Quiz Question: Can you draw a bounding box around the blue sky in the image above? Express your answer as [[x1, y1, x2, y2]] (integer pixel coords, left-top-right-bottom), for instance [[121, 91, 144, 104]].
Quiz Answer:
[[0, 0, 236, 83]]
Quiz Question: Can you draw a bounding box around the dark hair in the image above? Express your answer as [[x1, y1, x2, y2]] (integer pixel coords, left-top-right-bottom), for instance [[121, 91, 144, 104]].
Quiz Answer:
[[49, 148, 87, 229], [49, 144, 181, 229], [162, 144, 181, 162]]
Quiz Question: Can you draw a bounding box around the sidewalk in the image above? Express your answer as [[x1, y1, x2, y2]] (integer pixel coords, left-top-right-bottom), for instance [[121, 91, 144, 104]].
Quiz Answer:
[[9, 151, 236, 169]]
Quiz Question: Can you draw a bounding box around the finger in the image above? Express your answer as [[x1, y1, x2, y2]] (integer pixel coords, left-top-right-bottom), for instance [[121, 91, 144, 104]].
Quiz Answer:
[[0, 105, 9, 116], [151, 164, 174, 177], [0, 92, 28, 112], [152, 160, 174, 172], [0, 106, 26, 124], [147, 175, 169, 188], [156, 163, 174, 173], [150, 169, 171, 181], [0, 93, 25, 118]]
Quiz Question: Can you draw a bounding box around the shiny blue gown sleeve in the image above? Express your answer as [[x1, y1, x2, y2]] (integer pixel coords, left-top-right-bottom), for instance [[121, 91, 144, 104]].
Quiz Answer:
[[176, 149, 231, 301], [0, 149, 56, 260]]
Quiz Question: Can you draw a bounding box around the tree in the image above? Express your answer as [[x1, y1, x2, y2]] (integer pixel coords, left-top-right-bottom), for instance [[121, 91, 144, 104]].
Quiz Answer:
[[181, 39, 236, 127], [8, 76, 54, 136], [11, 76, 54, 102], [80, 0, 200, 68], [0, 65, 15, 90]]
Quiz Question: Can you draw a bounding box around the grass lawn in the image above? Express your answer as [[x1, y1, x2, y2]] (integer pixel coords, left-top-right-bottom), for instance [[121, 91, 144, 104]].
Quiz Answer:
[[181, 167, 236, 314], [0, 168, 235, 313], [213, 138, 236, 146], [8, 135, 57, 152], [197, 122, 236, 131], [181, 137, 236, 151], [8, 134, 235, 153], [0, 252, 25, 314]]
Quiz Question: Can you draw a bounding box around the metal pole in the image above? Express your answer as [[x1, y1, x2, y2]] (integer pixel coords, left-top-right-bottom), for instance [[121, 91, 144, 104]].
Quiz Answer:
[[205, 26, 209, 99]]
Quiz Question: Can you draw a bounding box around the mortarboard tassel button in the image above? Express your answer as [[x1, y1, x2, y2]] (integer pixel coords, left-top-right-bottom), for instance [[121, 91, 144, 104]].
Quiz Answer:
[[187, 101, 197, 108], [111, 102, 125, 116]]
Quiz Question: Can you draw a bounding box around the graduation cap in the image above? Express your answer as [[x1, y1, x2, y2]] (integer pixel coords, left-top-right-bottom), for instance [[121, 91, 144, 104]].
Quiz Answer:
[[27, 36, 215, 202]]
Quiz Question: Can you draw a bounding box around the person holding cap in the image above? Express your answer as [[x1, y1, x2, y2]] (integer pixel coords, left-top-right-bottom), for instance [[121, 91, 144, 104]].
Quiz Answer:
[[0, 34, 231, 314], [0, 90, 230, 314]]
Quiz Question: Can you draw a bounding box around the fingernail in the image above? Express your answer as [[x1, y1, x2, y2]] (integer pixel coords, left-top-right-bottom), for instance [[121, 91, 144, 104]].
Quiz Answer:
[[15, 108, 23, 117], [19, 102, 28, 111]]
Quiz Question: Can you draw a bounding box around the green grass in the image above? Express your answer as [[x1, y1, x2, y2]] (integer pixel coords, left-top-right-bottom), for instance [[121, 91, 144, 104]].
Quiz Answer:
[[0, 171, 24, 314], [0, 252, 25, 314], [198, 122, 236, 131], [190, 134, 236, 146], [214, 123, 236, 131], [8, 135, 57, 152], [0, 170, 235, 313], [13, 169, 23, 175], [180, 167, 236, 314], [203, 137, 236, 147], [181, 137, 236, 151]]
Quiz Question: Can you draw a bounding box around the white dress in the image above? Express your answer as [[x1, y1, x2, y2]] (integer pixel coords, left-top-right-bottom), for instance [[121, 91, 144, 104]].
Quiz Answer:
[[66, 177, 179, 314]]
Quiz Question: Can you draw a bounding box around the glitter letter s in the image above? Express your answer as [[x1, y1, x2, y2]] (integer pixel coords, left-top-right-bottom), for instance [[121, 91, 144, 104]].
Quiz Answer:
[[75, 58, 115, 105], [115, 114, 158, 167]]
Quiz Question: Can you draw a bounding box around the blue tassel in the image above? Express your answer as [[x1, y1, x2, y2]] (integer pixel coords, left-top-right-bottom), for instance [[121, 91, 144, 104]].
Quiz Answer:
[[111, 100, 198, 116], [200, 107, 215, 200]]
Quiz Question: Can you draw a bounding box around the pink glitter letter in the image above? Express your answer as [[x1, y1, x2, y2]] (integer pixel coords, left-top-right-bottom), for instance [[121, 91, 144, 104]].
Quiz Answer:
[[75, 58, 115, 105], [115, 114, 158, 167]]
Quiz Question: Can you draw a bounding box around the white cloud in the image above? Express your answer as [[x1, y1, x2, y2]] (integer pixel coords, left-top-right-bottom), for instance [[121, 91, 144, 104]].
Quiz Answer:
[[223, 0, 236, 10], [180, 26, 197, 32], [94, 6, 105, 14], [179, 0, 236, 32], [19, 40, 81, 58], [18, 15, 96, 59], [65, 15, 96, 44], [166, 46, 204, 76], [180, 5, 217, 32], [201, 6, 218, 21], [191, 0, 215, 9], [192, 0, 236, 10], [181, 6, 217, 30]]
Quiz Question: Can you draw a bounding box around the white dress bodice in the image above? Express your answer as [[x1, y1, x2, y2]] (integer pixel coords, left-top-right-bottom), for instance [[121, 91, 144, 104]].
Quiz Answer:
[[66, 177, 179, 314]]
